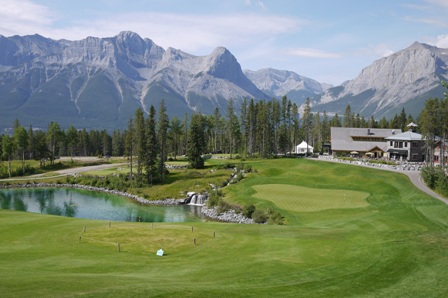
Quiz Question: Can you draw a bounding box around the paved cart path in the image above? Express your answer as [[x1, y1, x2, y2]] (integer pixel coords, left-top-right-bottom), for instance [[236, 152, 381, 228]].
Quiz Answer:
[[315, 157, 448, 205]]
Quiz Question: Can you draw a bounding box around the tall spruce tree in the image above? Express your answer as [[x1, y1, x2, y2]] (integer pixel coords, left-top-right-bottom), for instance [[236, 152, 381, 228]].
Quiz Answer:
[[145, 106, 159, 185], [125, 117, 134, 180], [2, 135, 14, 178], [134, 108, 146, 178], [158, 100, 169, 182], [14, 125, 28, 174], [46, 122, 62, 165], [169, 117, 183, 160], [187, 114, 206, 169]]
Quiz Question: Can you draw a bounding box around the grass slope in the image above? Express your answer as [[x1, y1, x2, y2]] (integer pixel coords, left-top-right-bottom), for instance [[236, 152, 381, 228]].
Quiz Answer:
[[1, 158, 448, 297]]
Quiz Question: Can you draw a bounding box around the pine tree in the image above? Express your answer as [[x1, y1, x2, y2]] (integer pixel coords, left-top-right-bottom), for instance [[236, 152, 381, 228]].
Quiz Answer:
[[302, 98, 313, 154], [343, 104, 353, 127], [125, 117, 134, 180], [158, 100, 169, 182], [145, 106, 159, 185], [46, 122, 62, 165], [13, 125, 28, 174], [226, 99, 235, 158], [169, 117, 183, 160], [66, 125, 78, 162], [134, 108, 146, 178], [2, 135, 14, 178], [27, 125, 35, 160], [187, 114, 206, 169]]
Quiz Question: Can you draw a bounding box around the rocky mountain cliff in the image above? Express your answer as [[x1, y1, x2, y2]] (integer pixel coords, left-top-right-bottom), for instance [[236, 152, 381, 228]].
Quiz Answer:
[[244, 68, 329, 106], [1, 32, 446, 130], [312, 42, 448, 119], [0, 31, 269, 130]]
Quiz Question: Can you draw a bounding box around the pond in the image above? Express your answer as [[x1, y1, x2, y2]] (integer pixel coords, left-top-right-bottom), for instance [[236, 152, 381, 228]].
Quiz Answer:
[[0, 188, 204, 222]]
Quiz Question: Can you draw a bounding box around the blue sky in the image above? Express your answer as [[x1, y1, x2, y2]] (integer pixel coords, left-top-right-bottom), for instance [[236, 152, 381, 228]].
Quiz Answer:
[[1, 0, 448, 85]]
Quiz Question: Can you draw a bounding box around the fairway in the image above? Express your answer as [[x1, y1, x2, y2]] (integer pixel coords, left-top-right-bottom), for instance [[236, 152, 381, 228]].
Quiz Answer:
[[1, 158, 448, 297], [252, 184, 370, 212]]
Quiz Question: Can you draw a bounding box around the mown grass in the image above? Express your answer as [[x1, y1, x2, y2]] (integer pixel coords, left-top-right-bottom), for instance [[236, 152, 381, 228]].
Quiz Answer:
[[80, 162, 233, 200], [1, 158, 448, 297], [252, 184, 370, 212]]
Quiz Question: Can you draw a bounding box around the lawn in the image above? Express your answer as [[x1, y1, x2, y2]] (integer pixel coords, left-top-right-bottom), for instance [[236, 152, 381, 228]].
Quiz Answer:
[[1, 158, 447, 297], [252, 184, 370, 212]]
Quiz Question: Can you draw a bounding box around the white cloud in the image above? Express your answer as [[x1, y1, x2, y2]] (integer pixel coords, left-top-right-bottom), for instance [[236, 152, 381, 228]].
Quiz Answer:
[[0, 0, 57, 36], [45, 12, 302, 54], [245, 0, 266, 10], [425, 0, 448, 8], [426, 34, 448, 48], [403, 15, 448, 27], [286, 48, 341, 59], [355, 44, 395, 58]]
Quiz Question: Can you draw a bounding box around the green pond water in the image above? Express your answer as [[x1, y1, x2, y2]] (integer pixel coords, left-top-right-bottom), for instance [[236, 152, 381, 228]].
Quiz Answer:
[[0, 188, 203, 222]]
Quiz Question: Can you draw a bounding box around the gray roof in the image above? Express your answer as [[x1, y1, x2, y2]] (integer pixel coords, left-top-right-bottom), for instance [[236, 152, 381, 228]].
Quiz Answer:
[[331, 127, 402, 152], [385, 131, 422, 141]]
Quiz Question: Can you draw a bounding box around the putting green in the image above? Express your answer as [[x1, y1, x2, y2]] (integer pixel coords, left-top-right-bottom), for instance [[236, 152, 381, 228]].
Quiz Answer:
[[252, 184, 371, 212]]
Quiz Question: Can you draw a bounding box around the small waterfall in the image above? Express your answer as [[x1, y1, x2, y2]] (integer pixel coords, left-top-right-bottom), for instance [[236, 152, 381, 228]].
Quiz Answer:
[[187, 192, 208, 206]]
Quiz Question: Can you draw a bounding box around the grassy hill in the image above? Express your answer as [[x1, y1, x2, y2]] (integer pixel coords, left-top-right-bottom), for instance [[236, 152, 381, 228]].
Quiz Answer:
[[1, 158, 447, 297]]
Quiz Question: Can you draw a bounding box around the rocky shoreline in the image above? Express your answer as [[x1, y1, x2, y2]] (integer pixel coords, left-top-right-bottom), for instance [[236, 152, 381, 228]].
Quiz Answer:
[[201, 206, 254, 224], [0, 182, 182, 206], [0, 182, 254, 224]]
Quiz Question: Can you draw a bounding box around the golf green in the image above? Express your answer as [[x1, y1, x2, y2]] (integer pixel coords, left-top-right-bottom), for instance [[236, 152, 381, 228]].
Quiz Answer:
[[1, 158, 447, 297], [252, 184, 370, 212]]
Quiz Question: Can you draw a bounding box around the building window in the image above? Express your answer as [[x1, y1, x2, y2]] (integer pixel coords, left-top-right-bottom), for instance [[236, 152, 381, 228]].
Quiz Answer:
[[412, 142, 419, 148], [390, 141, 393, 146], [404, 142, 407, 147]]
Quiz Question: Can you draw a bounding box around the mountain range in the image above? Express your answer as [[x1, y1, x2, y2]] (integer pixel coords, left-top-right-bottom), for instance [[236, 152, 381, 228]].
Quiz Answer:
[[0, 31, 446, 130], [312, 41, 448, 119]]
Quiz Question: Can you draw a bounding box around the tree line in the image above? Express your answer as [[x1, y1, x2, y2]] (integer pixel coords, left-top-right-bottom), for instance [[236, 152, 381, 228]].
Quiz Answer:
[[1, 96, 419, 177], [419, 82, 448, 197]]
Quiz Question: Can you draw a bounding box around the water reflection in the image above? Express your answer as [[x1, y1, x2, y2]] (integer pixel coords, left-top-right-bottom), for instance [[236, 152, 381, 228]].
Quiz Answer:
[[0, 188, 203, 223]]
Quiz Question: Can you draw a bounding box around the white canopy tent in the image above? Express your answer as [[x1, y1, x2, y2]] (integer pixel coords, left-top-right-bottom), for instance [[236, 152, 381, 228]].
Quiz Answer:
[[294, 141, 314, 154]]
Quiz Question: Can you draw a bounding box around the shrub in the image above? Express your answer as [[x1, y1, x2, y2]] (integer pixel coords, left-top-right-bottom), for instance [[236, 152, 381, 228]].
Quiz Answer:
[[217, 162, 235, 170], [252, 209, 269, 224], [243, 204, 256, 218], [217, 199, 233, 213], [267, 208, 285, 225], [207, 190, 222, 208], [422, 165, 437, 189]]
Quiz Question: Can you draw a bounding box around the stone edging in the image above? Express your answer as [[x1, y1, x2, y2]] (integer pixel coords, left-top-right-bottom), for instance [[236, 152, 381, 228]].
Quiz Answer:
[[0, 183, 181, 206], [0, 182, 256, 224], [201, 206, 254, 224]]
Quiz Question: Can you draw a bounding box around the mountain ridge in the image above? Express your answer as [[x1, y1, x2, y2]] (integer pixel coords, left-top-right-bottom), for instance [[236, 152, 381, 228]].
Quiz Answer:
[[312, 41, 447, 119], [0, 32, 446, 130]]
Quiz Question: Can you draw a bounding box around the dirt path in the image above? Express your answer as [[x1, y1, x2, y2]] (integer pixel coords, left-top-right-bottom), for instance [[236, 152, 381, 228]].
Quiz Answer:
[[315, 157, 448, 205], [0, 163, 125, 182]]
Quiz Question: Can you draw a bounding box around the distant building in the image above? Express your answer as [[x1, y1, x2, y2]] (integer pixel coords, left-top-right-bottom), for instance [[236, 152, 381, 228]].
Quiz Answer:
[[434, 140, 448, 165], [385, 123, 424, 162], [294, 141, 314, 154], [330, 127, 402, 158]]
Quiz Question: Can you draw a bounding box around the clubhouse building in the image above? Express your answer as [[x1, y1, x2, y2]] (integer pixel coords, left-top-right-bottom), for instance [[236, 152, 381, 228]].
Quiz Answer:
[[330, 123, 425, 161]]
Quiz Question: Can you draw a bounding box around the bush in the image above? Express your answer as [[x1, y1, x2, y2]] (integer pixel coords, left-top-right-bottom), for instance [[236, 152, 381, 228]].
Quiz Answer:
[[422, 165, 437, 189], [207, 190, 223, 207], [217, 199, 233, 213], [217, 162, 235, 170], [252, 209, 269, 223], [243, 204, 256, 218], [422, 165, 448, 198], [267, 208, 285, 225]]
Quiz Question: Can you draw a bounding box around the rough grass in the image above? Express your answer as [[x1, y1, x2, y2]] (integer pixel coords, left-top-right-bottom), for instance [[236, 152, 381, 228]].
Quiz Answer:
[[1, 158, 448, 297], [252, 184, 370, 212]]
